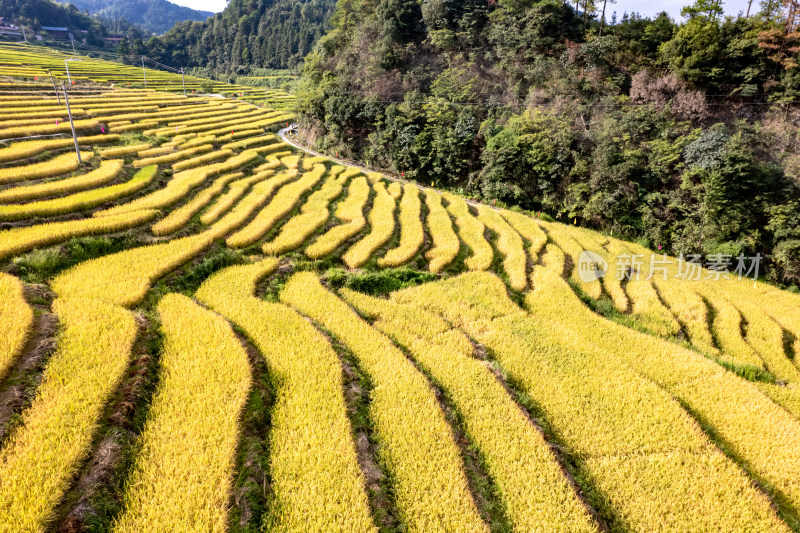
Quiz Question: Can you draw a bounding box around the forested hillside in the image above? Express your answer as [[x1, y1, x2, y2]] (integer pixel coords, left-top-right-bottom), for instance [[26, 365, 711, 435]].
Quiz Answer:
[[296, 0, 800, 286], [55, 0, 212, 34], [136, 0, 335, 74], [1, 0, 105, 40]]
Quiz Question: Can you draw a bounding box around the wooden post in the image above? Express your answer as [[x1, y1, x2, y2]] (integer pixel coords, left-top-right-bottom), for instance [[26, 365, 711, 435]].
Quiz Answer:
[[64, 59, 72, 86], [62, 83, 82, 165], [49, 70, 61, 104], [142, 57, 147, 87]]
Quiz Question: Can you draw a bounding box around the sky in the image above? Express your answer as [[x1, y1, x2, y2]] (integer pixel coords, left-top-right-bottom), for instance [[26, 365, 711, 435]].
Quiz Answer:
[[169, 0, 228, 13], [168, 0, 756, 20]]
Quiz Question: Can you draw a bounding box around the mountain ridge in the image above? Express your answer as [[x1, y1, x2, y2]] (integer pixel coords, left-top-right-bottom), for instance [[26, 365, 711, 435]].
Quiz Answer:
[[56, 0, 212, 34]]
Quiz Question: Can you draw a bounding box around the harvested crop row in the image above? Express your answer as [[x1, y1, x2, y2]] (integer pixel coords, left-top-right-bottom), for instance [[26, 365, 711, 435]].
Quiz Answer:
[[476, 205, 527, 291], [393, 263, 793, 533], [423, 189, 459, 273], [99, 144, 150, 158], [227, 164, 326, 249], [0, 205, 153, 261], [196, 261, 376, 533], [0, 151, 94, 184], [98, 151, 259, 217], [378, 184, 424, 268], [0, 134, 117, 164], [342, 289, 599, 533], [281, 273, 488, 533], [112, 294, 251, 533], [134, 144, 213, 168], [151, 172, 244, 236], [524, 239, 800, 523], [262, 170, 345, 255], [0, 159, 124, 203], [0, 165, 157, 222], [0, 273, 33, 380], [442, 193, 493, 271], [342, 181, 396, 268], [305, 175, 370, 259]]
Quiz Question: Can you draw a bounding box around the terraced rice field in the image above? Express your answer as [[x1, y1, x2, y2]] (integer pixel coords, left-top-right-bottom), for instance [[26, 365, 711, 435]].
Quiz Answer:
[[1, 42, 800, 533]]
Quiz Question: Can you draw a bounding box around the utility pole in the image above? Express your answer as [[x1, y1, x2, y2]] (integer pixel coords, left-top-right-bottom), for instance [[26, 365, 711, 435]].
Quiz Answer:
[[64, 59, 72, 86], [142, 56, 147, 87], [181, 67, 186, 96], [62, 83, 81, 165], [21, 26, 27, 42], [71, 38, 76, 56], [49, 70, 61, 104]]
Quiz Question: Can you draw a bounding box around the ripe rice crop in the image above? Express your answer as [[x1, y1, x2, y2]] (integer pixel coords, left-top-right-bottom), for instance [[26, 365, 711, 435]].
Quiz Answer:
[[0, 159, 124, 203], [342, 181, 396, 268], [0, 118, 99, 139], [499, 209, 548, 266], [0, 210, 160, 261], [419, 190, 460, 274], [392, 265, 793, 533], [476, 205, 527, 291], [0, 273, 33, 380], [134, 144, 213, 168], [442, 193, 493, 271], [281, 273, 488, 533], [0, 298, 138, 532], [262, 170, 344, 255], [99, 151, 259, 217], [387, 182, 402, 200], [378, 184, 424, 268], [0, 151, 94, 184], [99, 144, 150, 158], [112, 294, 251, 533], [218, 134, 277, 151], [196, 261, 376, 533], [341, 289, 598, 533], [653, 279, 718, 356], [172, 149, 233, 172], [305, 175, 370, 259], [151, 172, 244, 236], [178, 135, 216, 150], [0, 135, 116, 164], [198, 172, 273, 225], [0, 165, 157, 221], [543, 224, 604, 300], [138, 145, 175, 158], [521, 241, 800, 524], [227, 164, 325, 248]]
